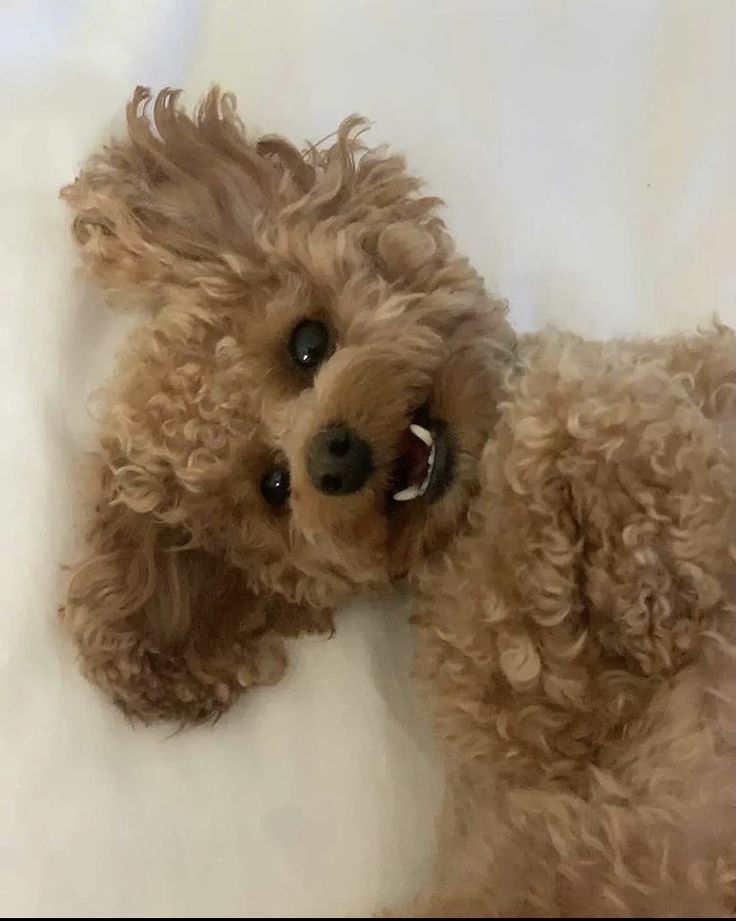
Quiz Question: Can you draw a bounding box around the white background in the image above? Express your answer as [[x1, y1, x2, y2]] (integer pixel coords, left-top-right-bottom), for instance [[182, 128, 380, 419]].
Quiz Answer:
[[2, 1, 736, 916]]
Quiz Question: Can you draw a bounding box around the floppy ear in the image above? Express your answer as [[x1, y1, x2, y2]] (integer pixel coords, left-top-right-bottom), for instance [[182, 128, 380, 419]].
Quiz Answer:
[[60, 457, 327, 724], [59, 85, 290, 308]]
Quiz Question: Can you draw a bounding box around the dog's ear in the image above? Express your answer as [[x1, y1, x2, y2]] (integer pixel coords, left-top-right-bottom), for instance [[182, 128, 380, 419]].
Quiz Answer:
[[60, 457, 327, 724], [60, 86, 292, 309]]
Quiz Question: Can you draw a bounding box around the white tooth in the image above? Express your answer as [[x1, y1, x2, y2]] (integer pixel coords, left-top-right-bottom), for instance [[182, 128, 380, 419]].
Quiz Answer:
[[392, 484, 422, 502], [420, 442, 437, 492], [409, 423, 433, 447]]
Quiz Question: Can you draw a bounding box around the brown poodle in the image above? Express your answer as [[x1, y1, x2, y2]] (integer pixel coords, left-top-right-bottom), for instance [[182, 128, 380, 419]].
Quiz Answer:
[[60, 87, 736, 916]]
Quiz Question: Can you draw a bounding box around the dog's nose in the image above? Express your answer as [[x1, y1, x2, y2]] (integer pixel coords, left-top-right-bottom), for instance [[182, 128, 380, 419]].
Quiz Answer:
[[307, 424, 374, 496]]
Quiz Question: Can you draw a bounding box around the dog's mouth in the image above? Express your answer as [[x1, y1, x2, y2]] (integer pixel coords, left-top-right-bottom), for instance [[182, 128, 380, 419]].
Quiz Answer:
[[389, 407, 453, 504]]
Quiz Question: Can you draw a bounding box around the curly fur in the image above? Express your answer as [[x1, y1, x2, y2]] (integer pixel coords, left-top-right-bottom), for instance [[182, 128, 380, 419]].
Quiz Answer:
[[61, 86, 736, 915]]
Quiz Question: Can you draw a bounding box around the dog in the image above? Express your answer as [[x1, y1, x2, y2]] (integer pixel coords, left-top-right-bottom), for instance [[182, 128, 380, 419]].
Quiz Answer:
[[61, 86, 736, 916]]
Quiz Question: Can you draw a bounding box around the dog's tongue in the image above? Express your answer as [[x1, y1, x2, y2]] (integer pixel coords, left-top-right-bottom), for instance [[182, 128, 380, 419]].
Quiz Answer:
[[397, 429, 430, 486], [391, 424, 433, 501]]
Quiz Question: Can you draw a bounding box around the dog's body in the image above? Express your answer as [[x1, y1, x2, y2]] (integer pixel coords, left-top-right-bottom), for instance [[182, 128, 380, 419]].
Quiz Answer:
[[61, 88, 736, 915], [410, 330, 736, 915]]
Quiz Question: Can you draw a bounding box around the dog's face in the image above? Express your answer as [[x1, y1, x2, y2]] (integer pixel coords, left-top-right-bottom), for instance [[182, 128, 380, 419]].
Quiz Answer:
[[184, 229, 511, 605], [61, 87, 514, 721]]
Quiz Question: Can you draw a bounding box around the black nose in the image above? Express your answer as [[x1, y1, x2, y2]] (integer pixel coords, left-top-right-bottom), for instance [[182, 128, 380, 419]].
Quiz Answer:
[[307, 424, 374, 496]]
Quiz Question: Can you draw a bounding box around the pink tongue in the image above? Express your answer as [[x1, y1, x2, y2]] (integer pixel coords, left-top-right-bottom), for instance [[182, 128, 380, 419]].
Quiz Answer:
[[394, 429, 430, 490]]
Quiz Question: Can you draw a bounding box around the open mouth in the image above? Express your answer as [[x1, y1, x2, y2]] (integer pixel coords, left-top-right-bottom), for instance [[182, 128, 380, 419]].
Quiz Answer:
[[390, 408, 453, 504]]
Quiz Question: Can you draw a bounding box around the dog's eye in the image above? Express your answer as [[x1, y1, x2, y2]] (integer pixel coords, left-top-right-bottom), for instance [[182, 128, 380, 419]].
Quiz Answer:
[[261, 467, 291, 508], [288, 319, 332, 371]]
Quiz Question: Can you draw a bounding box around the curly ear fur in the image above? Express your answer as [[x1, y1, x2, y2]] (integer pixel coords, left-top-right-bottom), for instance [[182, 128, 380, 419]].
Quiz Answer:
[[61, 85, 465, 309], [60, 85, 282, 307], [60, 459, 328, 724]]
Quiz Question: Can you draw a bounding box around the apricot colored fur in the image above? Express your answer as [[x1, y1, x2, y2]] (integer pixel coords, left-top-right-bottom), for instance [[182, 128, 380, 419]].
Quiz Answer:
[[61, 87, 736, 915]]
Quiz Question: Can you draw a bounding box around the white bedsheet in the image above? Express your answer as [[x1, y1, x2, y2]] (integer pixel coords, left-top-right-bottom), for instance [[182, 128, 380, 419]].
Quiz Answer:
[[2, 0, 736, 916]]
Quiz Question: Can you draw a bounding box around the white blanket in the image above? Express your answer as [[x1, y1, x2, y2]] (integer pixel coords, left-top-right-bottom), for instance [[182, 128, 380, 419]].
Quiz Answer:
[[3, 0, 736, 915]]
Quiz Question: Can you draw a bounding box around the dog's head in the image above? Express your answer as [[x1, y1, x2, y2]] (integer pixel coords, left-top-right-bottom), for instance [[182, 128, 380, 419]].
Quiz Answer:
[[61, 87, 514, 722]]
